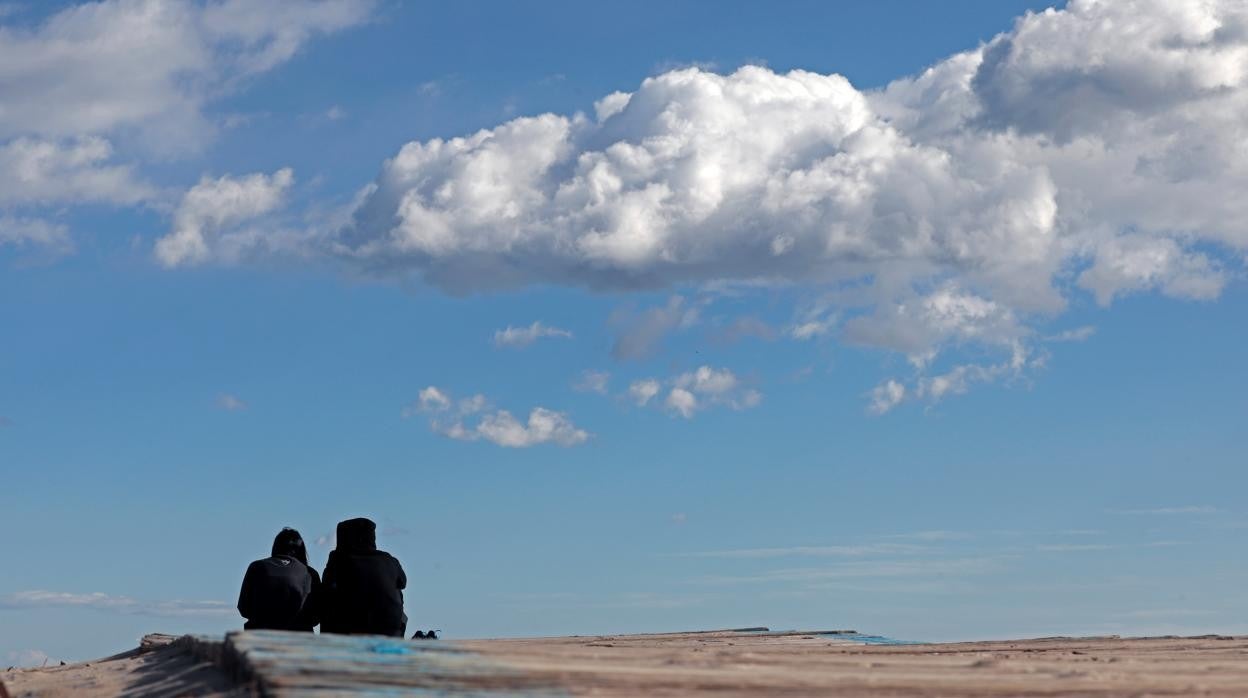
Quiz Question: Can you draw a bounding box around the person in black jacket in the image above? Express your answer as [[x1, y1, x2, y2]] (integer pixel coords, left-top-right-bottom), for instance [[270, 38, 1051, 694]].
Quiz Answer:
[[237, 527, 321, 631], [320, 517, 407, 637]]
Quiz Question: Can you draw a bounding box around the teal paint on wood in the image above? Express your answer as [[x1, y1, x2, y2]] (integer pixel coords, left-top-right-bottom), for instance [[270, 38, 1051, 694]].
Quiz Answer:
[[213, 631, 566, 697]]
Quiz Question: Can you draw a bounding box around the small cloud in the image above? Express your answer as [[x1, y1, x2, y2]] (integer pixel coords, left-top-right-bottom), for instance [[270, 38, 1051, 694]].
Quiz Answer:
[[631, 366, 760, 419], [325, 105, 346, 121], [314, 533, 335, 546], [6, 649, 55, 668], [493, 321, 573, 348], [0, 590, 231, 617], [403, 386, 451, 417], [418, 80, 441, 97], [1111, 506, 1219, 515], [628, 379, 661, 407], [408, 386, 590, 448], [0, 415, 11, 428], [671, 513, 688, 525], [867, 379, 906, 415], [1045, 325, 1097, 342], [680, 543, 928, 559], [573, 370, 610, 395], [216, 393, 247, 411], [665, 388, 697, 418], [1036, 543, 1114, 552]]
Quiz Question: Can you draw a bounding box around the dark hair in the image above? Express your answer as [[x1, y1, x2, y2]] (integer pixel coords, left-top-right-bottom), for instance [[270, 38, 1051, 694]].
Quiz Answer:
[[272, 527, 308, 565]]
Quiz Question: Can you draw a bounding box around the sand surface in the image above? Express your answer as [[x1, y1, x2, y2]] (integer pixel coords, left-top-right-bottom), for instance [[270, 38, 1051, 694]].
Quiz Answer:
[[4, 630, 1247, 696], [1, 636, 239, 698], [462, 630, 1248, 696]]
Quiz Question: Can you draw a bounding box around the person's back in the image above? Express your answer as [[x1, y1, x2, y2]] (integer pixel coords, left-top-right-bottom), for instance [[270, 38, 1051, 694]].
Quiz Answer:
[[238, 527, 321, 631], [320, 517, 407, 637]]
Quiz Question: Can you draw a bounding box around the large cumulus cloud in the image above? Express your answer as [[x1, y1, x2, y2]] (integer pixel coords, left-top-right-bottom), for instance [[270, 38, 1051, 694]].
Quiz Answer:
[[320, 0, 1247, 401]]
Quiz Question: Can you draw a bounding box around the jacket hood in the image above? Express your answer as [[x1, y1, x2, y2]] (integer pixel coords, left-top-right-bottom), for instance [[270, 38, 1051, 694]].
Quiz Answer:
[[271, 527, 308, 565], [335, 517, 377, 553]]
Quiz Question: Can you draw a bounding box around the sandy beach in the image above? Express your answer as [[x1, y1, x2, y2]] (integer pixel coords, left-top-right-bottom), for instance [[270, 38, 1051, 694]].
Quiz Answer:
[[5, 629, 1247, 696]]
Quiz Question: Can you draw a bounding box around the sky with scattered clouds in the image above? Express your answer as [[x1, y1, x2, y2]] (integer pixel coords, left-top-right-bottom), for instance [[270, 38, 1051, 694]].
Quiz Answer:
[[2, 0, 1247, 663]]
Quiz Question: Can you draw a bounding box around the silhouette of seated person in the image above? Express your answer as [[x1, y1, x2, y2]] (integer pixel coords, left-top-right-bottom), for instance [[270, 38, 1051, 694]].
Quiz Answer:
[[320, 517, 407, 637], [237, 527, 321, 631]]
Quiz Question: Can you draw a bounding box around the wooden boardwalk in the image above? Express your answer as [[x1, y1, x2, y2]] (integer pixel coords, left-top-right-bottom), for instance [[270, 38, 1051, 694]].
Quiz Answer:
[[6, 629, 1248, 696]]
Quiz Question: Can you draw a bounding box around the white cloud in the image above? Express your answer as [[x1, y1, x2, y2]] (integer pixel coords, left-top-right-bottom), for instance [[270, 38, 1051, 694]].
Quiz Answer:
[[0, 137, 152, 207], [627, 378, 661, 406], [629, 366, 761, 418], [473, 408, 589, 448], [0, 0, 371, 253], [0, 0, 374, 148], [0, 590, 231, 617], [867, 379, 906, 415], [323, 0, 1248, 407], [154, 168, 294, 267], [407, 386, 589, 448], [573, 369, 610, 395], [1045, 325, 1096, 343], [215, 393, 247, 411], [414, 386, 451, 412], [790, 318, 836, 341], [0, 215, 72, 255], [492, 321, 573, 348], [867, 341, 1034, 414], [664, 387, 697, 418], [1078, 235, 1226, 306]]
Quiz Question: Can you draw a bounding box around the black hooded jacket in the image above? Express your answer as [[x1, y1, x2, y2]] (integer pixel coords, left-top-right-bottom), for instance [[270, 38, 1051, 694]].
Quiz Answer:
[[320, 518, 407, 637], [237, 528, 321, 631]]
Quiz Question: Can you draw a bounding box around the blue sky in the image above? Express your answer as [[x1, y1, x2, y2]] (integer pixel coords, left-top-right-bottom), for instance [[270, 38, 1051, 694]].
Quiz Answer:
[[3, 0, 1247, 665]]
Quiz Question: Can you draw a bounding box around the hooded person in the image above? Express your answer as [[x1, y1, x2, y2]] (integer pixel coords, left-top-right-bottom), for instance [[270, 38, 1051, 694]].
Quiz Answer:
[[237, 527, 321, 631], [320, 517, 407, 637]]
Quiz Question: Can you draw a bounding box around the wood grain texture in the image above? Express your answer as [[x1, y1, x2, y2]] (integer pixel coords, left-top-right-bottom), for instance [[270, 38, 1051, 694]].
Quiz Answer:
[[6, 629, 1248, 696]]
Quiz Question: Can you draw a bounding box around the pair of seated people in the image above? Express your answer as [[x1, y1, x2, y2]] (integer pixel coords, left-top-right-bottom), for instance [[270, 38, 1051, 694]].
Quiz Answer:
[[237, 517, 408, 637]]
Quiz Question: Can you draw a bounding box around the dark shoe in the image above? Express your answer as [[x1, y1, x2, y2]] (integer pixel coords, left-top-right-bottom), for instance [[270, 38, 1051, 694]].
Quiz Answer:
[[411, 631, 427, 639]]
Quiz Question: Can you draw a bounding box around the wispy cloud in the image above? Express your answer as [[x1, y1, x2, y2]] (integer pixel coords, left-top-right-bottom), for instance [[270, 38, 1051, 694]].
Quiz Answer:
[[492, 321, 573, 348], [609, 296, 700, 360], [711, 316, 777, 344], [1035, 543, 1115, 552], [572, 370, 610, 395], [879, 530, 972, 541], [1045, 326, 1097, 342], [1111, 506, 1219, 515], [215, 393, 248, 411], [0, 590, 231, 617], [677, 543, 929, 559], [694, 557, 1004, 585]]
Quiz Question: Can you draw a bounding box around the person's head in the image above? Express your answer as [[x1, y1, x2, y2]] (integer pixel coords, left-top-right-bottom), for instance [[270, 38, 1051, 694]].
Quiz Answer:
[[335, 517, 377, 553], [271, 527, 308, 565]]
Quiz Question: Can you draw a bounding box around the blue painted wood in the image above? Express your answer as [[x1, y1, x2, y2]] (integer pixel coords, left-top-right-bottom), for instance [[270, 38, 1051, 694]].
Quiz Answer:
[[215, 631, 565, 697]]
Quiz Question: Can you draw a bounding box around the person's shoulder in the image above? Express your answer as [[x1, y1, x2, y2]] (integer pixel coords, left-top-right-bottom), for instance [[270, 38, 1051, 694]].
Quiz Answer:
[[380, 550, 404, 568]]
